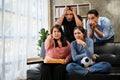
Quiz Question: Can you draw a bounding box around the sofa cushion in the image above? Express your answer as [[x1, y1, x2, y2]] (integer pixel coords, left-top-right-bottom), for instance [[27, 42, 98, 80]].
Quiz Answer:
[[67, 67, 120, 80]]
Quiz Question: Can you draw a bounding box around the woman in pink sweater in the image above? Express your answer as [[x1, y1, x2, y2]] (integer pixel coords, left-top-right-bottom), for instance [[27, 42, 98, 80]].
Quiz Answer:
[[40, 25, 71, 80]]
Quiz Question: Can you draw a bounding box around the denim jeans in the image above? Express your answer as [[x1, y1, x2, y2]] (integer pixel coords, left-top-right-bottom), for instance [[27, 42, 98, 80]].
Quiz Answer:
[[66, 62, 111, 76]]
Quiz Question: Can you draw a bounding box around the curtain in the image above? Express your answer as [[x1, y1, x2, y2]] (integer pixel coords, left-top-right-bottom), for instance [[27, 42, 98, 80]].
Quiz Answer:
[[0, 0, 48, 80]]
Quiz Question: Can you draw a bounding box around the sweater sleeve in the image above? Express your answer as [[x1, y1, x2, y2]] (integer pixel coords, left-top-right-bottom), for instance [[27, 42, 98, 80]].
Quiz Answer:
[[45, 35, 54, 50], [71, 41, 86, 61]]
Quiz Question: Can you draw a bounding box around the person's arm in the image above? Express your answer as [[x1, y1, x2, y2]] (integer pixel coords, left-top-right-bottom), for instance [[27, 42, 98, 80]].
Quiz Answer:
[[72, 7, 83, 26], [56, 7, 68, 26], [94, 27, 103, 38], [87, 21, 93, 38], [89, 22, 103, 38], [85, 38, 94, 58], [71, 41, 86, 62], [44, 35, 54, 50], [76, 39, 86, 47], [89, 25, 95, 38], [98, 18, 113, 39]]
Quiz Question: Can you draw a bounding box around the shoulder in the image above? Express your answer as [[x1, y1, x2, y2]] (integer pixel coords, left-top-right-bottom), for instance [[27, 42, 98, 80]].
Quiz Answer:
[[86, 37, 93, 41], [71, 40, 77, 46], [85, 37, 93, 45], [99, 17, 110, 23]]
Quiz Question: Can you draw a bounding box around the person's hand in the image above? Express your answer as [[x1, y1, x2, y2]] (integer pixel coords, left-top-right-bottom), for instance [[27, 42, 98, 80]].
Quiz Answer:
[[71, 7, 77, 15], [92, 54, 99, 61], [76, 39, 86, 47], [63, 7, 69, 15], [90, 25, 96, 32], [89, 21, 97, 31], [47, 34, 52, 39]]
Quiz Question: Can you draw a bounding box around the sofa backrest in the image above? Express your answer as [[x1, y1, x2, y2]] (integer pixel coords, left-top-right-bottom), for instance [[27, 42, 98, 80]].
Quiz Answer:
[[94, 43, 115, 54], [94, 42, 120, 67], [40, 42, 120, 67]]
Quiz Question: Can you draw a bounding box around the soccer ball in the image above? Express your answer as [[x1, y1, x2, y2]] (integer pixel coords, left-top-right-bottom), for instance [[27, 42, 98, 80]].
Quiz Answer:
[[81, 57, 94, 68]]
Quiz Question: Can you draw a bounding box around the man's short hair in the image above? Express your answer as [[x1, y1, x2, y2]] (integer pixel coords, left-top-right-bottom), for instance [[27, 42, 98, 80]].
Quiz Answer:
[[66, 6, 72, 11], [87, 9, 99, 17]]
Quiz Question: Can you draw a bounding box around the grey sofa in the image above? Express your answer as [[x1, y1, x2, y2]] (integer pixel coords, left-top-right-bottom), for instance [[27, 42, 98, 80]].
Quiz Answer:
[[27, 42, 120, 80]]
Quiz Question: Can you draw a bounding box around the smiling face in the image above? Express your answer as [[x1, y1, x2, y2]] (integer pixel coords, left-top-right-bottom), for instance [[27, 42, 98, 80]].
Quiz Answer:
[[74, 28, 84, 40], [52, 28, 61, 40]]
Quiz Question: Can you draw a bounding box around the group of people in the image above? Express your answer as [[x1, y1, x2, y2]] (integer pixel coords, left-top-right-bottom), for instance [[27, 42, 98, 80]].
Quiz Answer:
[[39, 6, 114, 80]]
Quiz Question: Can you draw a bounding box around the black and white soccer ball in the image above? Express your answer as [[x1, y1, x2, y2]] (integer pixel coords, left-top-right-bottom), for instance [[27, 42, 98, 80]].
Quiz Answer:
[[81, 57, 94, 68]]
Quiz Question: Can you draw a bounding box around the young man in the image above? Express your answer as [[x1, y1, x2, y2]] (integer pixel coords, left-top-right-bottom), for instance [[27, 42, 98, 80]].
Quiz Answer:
[[56, 6, 83, 42], [86, 9, 114, 43]]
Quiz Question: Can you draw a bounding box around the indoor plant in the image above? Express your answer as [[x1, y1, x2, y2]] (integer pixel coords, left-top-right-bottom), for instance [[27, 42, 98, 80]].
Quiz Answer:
[[37, 28, 49, 56], [38, 28, 49, 47]]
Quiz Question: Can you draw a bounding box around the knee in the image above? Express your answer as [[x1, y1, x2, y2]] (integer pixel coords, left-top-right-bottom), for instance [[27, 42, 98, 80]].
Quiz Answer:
[[105, 62, 111, 70], [101, 62, 112, 71], [66, 63, 74, 72], [102, 62, 111, 67]]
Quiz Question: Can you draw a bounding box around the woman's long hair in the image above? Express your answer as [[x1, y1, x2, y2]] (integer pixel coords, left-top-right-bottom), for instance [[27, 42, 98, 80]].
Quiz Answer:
[[51, 24, 68, 47]]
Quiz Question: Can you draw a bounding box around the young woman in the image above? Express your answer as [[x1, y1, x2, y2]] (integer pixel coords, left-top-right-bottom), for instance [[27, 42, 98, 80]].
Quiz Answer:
[[40, 25, 71, 80], [66, 27, 111, 76]]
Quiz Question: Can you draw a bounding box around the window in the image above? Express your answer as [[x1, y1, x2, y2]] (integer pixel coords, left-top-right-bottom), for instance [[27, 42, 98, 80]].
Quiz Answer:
[[0, 0, 49, 79]]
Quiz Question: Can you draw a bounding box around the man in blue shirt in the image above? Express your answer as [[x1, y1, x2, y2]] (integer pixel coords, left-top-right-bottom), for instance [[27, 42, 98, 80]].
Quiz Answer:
[[86, 9, 114, 43]]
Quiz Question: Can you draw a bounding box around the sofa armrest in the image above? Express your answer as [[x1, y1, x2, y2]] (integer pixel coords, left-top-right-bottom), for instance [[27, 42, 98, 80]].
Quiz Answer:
[[27, 58, 43, 65]]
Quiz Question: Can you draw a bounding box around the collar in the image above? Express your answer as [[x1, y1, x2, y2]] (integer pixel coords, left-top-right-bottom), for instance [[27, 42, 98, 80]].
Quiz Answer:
[[98, 17, 102, 26]]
